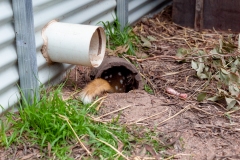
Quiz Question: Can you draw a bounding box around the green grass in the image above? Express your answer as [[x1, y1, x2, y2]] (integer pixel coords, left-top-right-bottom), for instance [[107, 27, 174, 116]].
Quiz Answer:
[[0, 84, 168, 159], [100, 17, 139, 56], [144, 84, 154, 95], [0, 85, 131, 159]]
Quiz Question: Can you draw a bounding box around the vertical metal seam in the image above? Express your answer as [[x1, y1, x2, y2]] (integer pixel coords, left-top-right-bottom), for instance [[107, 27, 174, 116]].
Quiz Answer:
[[12, 0, 39, 104], [116, 0, 128, 31]]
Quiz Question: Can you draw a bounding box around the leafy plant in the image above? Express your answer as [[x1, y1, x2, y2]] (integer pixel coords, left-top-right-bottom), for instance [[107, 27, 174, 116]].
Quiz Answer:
[[0, 84, 167, 159], [144, 84, 154, 94], [0, 86, 131, 159], [100, 16, 139, 56], [177, 36, 240, 110]]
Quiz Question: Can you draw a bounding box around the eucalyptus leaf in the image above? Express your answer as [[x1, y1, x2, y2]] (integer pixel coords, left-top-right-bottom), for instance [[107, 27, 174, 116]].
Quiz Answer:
[[147, 36, 157, 41], [197, 72, 208, 79], [219, 70, 230, 84], [207, 96, 223, 102], [198, 50, 206, 56], [220, 68, 229, 75], [218, 88, 229, 95], [210, 48, 219, 55], [229, 72, 240, 84], [233, 59, 240, 65], [225, 97, 237, 110], [197, 58, 205, 73], [140, 35, 151, 48], [197, 92, 207, 102], [229, 84, 240, 96], [191, 60, 198, 70], [176, 48, 189, 59], [238, 34, 240, 51]]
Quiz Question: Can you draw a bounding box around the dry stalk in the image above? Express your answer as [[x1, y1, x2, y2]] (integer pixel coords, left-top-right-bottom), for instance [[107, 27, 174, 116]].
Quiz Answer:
[[191, 106, 214, 115], [131, 107, 169, 124], [139, 72, 157, 95], [58, 114, 92, 156], [225, 107, 240, 115], [158, 104, 191, 126], [96, 105, 132, 119], [95, 138, 129, 160], [187, 81, 207, 100], [95, 97, 105, 111], [159, 69, 193, 77], [87, 96, 107, 111], [63, 90, 81, 101]]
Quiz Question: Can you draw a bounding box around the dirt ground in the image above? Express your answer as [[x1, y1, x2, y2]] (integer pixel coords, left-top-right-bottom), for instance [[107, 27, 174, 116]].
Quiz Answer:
[[1, 6, 240, 160], [62, 6, 240, 160]]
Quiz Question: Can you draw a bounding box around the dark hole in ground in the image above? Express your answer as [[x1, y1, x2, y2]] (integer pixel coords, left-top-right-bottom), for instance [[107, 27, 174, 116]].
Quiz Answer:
[[100, 66, 138, 93]]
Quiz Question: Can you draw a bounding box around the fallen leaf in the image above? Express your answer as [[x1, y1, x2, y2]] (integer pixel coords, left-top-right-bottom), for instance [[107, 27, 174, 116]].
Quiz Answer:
[[147, 35, 157, 41], [135, 52, 148, 59], [140, 35, 151, 48], [197, 92, 207, 102], [225, 97, 237, 110]]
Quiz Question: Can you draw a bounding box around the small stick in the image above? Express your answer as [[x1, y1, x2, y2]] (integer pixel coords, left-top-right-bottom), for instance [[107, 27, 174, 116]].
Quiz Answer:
[[131, 108, 168, 124], [96, 105, 132, 119], [58, 114, 92, 156], [87, 96, 107, 111], [191, 106, 213, 115], [158, 105, 191, 126], [95, 138, 129, 160], [159, 69, 193, 77]]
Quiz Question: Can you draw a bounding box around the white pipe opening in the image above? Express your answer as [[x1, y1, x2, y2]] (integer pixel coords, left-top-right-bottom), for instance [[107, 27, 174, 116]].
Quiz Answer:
[[41, 20, 106, 68]]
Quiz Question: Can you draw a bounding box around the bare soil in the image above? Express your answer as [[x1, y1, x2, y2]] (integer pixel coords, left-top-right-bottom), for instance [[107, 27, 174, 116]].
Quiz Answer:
[[62, 6, 240, 159], [1, 6, 240, 160]]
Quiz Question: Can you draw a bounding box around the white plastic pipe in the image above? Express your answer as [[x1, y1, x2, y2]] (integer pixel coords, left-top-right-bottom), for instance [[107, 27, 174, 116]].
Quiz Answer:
[[41, 20, 106, 67]]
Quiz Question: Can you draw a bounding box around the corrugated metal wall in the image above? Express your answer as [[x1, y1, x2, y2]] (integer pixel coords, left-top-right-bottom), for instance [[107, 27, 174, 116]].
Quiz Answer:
[[0, 0, 19, 112], [129, 0, 171, 24], [0, 0, 169, 114]]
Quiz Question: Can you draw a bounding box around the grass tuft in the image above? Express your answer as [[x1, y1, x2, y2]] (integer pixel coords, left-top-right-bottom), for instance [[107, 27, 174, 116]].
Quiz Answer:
[[0, 85, 131, 159], [0, 86, 166, 159], [100, 16, 139, 56]]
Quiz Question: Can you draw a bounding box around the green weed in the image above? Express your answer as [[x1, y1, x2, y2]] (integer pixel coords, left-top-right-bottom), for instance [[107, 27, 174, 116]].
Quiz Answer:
[[0, 84, 167, 159], [0, 85, 131, 159], [144, 84, 154, 94], [100, 17, 139, 56]]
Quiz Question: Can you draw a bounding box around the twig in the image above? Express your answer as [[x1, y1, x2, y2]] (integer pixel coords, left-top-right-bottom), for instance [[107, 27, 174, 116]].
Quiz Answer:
[[187, 81, 207, 99], [63, 90, 81, 101], [87, 96, 107, 111], [125, 55, 180, 62], [159, 69, 193, 77], [139, 72, 157, 95], [96, 105, 132, 119], [191, 106, 214, 115], [131, 108, 168, 124], [95, 138, 129, 160], [158, 105, 191, 126], [58, 114, 92, 156], [225, 107, 240, 115]]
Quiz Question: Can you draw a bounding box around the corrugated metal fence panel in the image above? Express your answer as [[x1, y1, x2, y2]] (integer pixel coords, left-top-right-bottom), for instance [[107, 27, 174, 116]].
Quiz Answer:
[[0, 0, 19, 113], [128, 0, 171, 24]]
